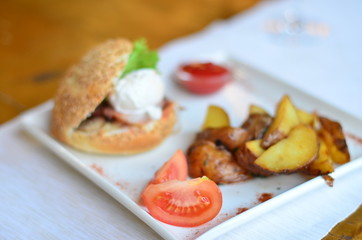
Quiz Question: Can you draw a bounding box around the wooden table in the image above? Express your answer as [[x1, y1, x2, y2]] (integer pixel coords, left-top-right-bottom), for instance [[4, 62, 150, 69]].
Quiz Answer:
[[0, 0, 259, 124]]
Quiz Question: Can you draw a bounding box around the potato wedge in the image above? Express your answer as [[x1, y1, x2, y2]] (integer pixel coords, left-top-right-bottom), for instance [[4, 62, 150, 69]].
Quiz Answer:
[[202, 105, 230, 130], [249, 104, 269, 115], [319, 116, 350, 164], [297, 109, 314, 125], [303, 139, 334, 175], [262, 95, 300, 148], [235, 139, 273, 176], [255, 124, 319, 174]]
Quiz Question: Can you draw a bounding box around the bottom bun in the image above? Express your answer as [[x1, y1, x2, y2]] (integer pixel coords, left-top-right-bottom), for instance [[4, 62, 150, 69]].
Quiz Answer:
[[51, 102, 177, 155]]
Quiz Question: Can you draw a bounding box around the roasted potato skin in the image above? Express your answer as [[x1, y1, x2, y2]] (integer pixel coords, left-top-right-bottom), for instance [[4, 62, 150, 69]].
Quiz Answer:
[[235, 141, 273, 177], [261, 95, 300, 148], [186, 95, 352, 183], [196, 127, 250, 152], [241, 113, 273, 140], [255, 124, 319, 174], [236, 124, 320, 176], [319, 116, 350, 164], [302, 139, 334, 176], [187, 140, 250, 184]]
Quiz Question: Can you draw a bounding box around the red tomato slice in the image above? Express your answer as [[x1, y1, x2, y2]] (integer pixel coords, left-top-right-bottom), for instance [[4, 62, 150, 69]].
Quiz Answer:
[[150, 149, 188, 184], [142, 177, 222, 227]]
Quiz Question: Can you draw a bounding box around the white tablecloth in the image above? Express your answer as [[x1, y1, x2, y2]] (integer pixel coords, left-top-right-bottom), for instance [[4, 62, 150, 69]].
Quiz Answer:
[[1, 0, 362, 239]]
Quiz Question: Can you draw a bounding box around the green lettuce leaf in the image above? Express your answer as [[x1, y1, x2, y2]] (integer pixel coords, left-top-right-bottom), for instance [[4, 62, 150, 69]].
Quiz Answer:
[[120, 39, 159, 78]]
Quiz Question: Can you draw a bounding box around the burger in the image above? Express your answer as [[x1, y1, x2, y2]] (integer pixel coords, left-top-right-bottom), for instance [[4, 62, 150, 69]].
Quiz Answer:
[[50, 38, 177, 154]]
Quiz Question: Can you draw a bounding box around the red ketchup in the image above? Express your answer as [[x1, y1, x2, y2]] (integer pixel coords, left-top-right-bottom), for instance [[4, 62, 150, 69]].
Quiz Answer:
[[175, 62, 232, 95]]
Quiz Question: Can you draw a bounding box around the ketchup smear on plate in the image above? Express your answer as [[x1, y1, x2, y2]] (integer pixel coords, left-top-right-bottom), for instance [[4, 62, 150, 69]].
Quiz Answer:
[[176, 62, 232, 95]]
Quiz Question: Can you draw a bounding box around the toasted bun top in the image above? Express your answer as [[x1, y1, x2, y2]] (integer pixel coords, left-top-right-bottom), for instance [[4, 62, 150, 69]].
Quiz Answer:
[[51, 38, 133, 137]]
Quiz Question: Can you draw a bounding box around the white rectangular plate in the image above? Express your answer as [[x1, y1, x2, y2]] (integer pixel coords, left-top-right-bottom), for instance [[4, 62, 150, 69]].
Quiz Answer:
[[21, 53, 362, 240]]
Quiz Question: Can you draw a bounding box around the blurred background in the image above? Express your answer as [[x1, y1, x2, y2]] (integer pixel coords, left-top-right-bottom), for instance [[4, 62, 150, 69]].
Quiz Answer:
[[0, 0, 260, 124]]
